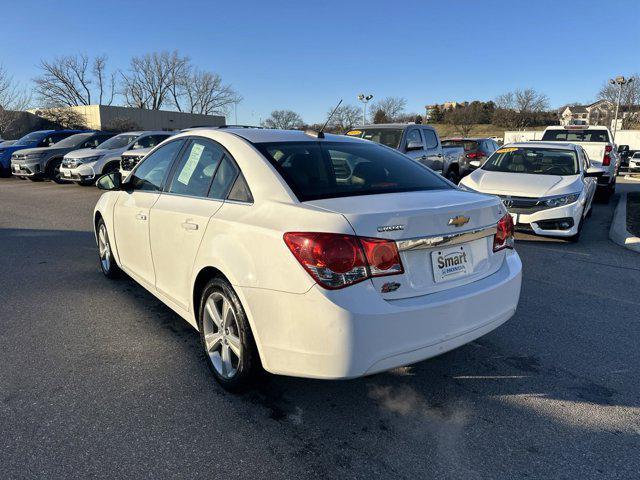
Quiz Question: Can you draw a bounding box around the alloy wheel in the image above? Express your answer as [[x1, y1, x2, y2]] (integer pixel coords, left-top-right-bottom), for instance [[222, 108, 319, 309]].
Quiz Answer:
[[98, 224, 111, 272], [202, 291, 242, 379]]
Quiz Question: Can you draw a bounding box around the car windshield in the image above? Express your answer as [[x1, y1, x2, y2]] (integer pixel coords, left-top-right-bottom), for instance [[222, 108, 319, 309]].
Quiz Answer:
[[442, 140, 478, 151], [346, 128, 403, 149], [255, 141, 450, 201], [541, 129, 610, 142], [482, 147, 579, 176], [51, 133, 92, 148], [97, 134, 138, 150], [15, 131, 49, 145]]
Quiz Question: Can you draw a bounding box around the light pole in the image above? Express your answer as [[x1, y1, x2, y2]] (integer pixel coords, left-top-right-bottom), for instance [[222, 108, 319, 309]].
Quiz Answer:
[[357, 94, 373, 125], [609, 76, 633, 141]]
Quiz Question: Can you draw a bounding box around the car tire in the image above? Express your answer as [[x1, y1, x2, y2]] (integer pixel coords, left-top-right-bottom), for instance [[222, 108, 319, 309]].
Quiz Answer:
[[198, 277, 260, 392], [446, 167, 461, 184], [96, 218, 121, 279], [568, 216, 583, 243], [46, 158, 67, 184], [77, 179, 96, 186]]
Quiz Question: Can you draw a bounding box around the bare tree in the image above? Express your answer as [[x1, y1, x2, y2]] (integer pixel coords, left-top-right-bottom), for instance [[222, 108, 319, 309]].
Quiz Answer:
[[494, 88, 549, 128], [325, 104, 360, 132], [33, 54, 116, 107], [121, 50, 190, 110], [598, 74, 640, 128], [0, 64, 32, 135], [444, 105, 481, 136], [34, 108, 87, 129], [173, 69, 241, 115], [369, 96, 407, 122], [261, 110, 304, 129]]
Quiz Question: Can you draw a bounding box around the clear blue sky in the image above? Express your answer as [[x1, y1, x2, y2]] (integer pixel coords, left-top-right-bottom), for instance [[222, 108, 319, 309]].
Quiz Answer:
[[2, 0, 639, 124]]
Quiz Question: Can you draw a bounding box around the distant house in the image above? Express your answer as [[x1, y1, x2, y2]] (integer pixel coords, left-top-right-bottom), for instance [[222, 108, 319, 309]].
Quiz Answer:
[[558, 100, 638, 128]]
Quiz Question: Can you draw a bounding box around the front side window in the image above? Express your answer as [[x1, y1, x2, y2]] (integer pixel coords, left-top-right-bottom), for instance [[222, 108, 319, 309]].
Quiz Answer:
[[346, 128, 403, 149], [405, 129, 423, 146], [482, 147, 579, 176], [168, 139, 224, 197], [128, 140, 186, 191], [256, 141, 450, 201]]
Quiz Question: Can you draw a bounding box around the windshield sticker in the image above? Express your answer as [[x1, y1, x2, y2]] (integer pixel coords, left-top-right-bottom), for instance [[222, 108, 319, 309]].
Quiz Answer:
[[346, 130, 362, 136], [496, 147, 519, 153], [177, 143, 204, 185]]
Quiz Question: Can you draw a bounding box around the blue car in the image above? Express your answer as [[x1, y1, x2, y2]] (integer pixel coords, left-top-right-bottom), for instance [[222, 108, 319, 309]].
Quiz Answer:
[[0, 129, 87, 177]]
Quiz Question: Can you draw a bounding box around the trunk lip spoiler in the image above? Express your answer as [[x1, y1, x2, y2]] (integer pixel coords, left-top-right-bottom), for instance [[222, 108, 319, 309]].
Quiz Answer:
[[396, 225, 497, 252]]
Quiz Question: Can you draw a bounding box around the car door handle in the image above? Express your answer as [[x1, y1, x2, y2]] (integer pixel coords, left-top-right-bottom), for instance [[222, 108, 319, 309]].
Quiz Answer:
[[181, 220, 199, 231], [135, 213, 147, 221]]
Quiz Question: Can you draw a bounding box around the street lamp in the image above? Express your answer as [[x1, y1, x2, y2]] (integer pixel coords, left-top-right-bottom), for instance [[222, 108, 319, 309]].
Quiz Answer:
[[357, 93, 373, 125], [609, 76, 634, 140]]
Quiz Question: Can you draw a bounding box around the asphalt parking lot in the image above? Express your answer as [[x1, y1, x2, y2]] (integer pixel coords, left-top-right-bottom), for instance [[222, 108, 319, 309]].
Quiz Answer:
[[1, 177, 639, 479]]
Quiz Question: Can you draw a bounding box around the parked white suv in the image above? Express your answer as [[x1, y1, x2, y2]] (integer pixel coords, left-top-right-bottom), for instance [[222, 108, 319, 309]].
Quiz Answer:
[[93, 128, 522, 390], [60, 131, 173, 185], [541, 126, 624, 199], [459, 142, 603, 241]]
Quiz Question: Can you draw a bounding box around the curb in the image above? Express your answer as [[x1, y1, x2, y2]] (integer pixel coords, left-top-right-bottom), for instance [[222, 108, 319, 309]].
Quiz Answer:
[[609, 193, 640, 253]]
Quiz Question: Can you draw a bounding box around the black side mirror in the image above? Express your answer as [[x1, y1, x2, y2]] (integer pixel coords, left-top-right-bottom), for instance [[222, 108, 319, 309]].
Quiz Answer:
[[96, 172, 122, 191], [618, 145, 629, 153]]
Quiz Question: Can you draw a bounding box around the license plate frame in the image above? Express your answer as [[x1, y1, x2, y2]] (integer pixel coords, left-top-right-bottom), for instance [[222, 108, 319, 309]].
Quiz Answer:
[[431, 244, 473, 283]]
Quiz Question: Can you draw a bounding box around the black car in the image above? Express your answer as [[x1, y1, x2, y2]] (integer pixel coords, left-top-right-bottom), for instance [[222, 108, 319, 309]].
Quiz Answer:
[[441, 137, 500, 178]]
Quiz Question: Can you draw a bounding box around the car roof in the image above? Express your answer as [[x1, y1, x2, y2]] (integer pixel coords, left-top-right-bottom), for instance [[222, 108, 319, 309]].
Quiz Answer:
[[505, 141, 578, 151], [198, 128, 364, 144], [442, 137, 491, 141], [355, 123, 431, 129]]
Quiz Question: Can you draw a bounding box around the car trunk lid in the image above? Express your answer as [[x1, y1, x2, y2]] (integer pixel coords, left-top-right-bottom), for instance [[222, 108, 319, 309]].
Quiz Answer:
[[306, 190, 506, 299]]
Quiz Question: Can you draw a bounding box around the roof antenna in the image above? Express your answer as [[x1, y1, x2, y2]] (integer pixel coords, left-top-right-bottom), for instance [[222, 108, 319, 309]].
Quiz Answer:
[[305, 99, 342, 139]]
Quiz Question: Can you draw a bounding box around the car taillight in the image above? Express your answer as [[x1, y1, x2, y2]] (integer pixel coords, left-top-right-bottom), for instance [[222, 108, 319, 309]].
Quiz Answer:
[[283, 232, 403, 289], [493, 213, 514, 252], [603, 145, 612, 166], [465, 151, 486, 159]]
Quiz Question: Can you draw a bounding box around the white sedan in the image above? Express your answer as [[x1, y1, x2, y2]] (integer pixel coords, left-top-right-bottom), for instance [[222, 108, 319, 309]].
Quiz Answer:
[[629, 151, 640, 173], [93, 128, 522, 390], [459, 142, 603, 242]]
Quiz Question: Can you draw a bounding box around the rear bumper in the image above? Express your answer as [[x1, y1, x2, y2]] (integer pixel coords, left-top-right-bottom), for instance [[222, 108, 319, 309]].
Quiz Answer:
[[511, 201, 584, 237], [240, 251, 522, 379]]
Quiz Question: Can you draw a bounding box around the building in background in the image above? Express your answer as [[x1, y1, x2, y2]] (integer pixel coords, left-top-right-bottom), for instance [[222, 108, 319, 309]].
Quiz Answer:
[[558, 100, 639, 128]]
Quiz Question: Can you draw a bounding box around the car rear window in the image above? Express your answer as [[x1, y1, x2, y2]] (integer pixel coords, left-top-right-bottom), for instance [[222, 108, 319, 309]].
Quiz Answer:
[[541, 129, 610, 142], [255, 141, 450, 201], [346, 128, 403, 149], [442, 140, 478, 151]]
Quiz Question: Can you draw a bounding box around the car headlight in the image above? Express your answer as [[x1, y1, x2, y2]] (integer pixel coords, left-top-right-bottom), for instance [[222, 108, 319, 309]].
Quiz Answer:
[[544, 193, 580, 208]]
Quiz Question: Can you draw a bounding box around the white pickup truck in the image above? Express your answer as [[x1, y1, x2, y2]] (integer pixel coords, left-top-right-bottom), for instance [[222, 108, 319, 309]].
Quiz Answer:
[[540, 125, 625, 199]]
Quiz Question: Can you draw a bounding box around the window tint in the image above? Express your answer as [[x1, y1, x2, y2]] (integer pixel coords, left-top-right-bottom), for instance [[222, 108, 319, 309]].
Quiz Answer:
[[128, 140, 185, 191], [406, 129, 422, 146], [168, 139, 224, 197], [256, 141, 450, 201], [483, 147, 578, 176], [82, 136, 103, 148], [209, 155, 239, 199], [541, 129, 610, 143], [227, 173, 253, 203], [422, 129, 438, 149]]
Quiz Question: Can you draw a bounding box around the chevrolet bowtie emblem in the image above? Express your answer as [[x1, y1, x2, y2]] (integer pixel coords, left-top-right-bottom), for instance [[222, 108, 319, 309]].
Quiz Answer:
[[448, 215, 470, 227]]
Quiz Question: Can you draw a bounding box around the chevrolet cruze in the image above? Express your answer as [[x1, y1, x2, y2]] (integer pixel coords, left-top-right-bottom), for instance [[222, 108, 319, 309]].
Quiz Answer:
[[93, 128, 522, 390]]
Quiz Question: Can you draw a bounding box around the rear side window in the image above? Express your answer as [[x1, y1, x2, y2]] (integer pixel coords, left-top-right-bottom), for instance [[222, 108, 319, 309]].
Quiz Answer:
[[422, 129, 438, 149], [541, 129, 610, 142], [168, 139, 224, 197], [256, 141, 450, 201], [209, 155, 239, 199], [227, 173, 253, 203]]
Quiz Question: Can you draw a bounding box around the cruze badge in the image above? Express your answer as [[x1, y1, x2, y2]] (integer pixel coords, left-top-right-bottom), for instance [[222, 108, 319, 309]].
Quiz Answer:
[[381, 282, 401, 293], [448, 215, 470, 227], [377, 225, 404, 232]]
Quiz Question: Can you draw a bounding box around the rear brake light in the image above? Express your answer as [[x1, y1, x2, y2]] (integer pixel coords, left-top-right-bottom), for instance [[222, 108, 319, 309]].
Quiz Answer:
[[465, 152, 486, 159], [493, 213, 514, 252], [283, 232, 403, 289], [603, 145, 612, 166]]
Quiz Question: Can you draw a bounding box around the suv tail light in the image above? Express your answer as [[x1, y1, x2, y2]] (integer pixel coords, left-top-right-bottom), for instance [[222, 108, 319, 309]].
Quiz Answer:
[[603, 145, 612, 166], [283, 232, 403, 289], [493, 213, 515, 252], [465, 151, 486, 160]]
